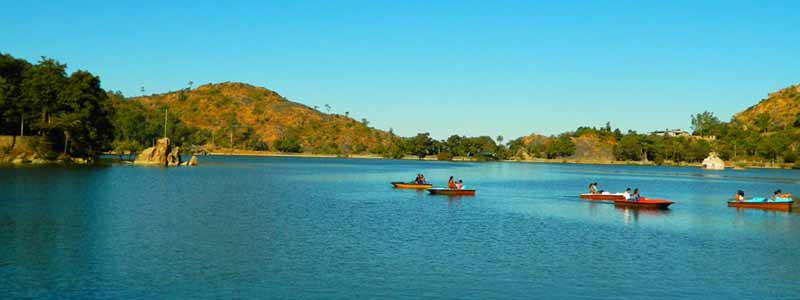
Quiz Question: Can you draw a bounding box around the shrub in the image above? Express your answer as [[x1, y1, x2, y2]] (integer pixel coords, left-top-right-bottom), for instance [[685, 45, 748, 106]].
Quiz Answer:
[[436, 151, 453, 161]]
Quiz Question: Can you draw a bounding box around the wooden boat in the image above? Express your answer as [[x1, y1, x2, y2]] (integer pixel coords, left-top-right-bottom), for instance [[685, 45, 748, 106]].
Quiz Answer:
[[391, 182, 433, 189], [727, 197, 793, 212], [427, 188, 476, 196], [614, 197, 673, 209], [580, 193, 626, 201]]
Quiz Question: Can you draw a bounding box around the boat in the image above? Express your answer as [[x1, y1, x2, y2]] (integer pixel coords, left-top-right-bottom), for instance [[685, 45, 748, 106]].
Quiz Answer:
[[391, 182, 433, 189], [727, 197, 793, 211], [614, 197, 673, 209], [580, 193, 626, 201], [427, 188, 476, 196]]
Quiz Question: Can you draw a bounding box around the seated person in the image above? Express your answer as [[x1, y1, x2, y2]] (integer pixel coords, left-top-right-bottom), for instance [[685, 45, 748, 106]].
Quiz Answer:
[[630, 188, 641, 202], [456, 180, 464, 189], [448, 176, 457, 189], [735, 190, 745, 202]]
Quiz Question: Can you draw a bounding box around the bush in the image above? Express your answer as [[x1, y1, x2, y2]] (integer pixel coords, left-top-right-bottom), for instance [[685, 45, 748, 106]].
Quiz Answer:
[[253, 141, 269, 151], [436, 152, 453, 161], [272, 137, 301, 153]]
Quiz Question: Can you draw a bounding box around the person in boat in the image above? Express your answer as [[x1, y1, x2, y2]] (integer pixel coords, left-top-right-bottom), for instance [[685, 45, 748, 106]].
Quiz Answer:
[[630, 188, 640, 202], [594, 182, 604, 193], [735, 190, 745, 202], [622, 188, 631, 200], [770, 189, 783, 201], [419, 174, 427, 184], [456, 179, 464, 189], [448, 176, 457, 189], [588, 183, 597, 194]]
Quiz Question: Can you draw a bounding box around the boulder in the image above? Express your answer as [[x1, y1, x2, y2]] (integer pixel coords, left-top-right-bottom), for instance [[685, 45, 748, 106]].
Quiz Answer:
[[702, 152, 725, 170], [167, 146, 181, 166], [135, 138, 182, 166]]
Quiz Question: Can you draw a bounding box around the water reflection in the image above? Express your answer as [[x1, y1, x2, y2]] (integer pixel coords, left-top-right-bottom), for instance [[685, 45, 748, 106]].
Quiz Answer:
[[615, 206, 671, 225]]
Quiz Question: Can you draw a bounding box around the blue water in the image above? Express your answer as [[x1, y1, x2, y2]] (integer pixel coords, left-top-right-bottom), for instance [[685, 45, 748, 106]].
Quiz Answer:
[[1, 157, 799, 299]]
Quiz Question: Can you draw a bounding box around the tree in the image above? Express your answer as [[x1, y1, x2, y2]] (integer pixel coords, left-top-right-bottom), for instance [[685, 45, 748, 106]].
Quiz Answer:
[[496, 135, 504, 144], [755, 113, 771, 133], [690, 111, 721, 136], [22, 57, 67, 135], [53, 70, 115, 158], [546, 133, 575, 159], [187, 80, 193, 90], [614, 134, 642, 161], [324, 104, 331, 114], [407, 133, 434, 159], [273, 136, 301, 152], [0, 53, 32, 135]]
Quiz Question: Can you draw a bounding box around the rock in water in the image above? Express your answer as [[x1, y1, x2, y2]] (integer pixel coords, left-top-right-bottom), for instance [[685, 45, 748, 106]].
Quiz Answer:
[[188, 155, 198, 166], [702, 152, 725, 170], [134, 138, 182, 166], [167, 146, 181, 166]]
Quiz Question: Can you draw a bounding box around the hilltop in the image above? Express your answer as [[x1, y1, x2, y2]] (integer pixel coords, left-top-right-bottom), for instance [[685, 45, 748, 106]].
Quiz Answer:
[[732, 84, 800, 131], [127, 82, 398, 155]]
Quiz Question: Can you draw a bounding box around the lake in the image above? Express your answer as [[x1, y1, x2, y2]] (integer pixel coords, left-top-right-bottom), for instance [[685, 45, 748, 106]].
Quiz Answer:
[[1, 157, 799, 299]]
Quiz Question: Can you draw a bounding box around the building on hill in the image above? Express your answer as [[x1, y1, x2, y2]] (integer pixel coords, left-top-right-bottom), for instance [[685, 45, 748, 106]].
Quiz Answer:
[[651, 129, 690, 137]]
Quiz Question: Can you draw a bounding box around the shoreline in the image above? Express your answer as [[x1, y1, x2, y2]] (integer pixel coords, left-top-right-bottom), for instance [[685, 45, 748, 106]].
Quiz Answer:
[[199, 149, 796, 170]]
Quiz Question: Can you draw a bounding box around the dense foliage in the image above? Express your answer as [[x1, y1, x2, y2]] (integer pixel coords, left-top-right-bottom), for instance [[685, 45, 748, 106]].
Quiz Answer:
[[0, 54, 114, 159]]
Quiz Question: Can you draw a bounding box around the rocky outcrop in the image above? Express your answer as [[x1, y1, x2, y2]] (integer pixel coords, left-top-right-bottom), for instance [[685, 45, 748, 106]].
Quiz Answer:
[[133, 138, 197, 167], [167, 146, 181, 166], [702, 152, 725, 170]]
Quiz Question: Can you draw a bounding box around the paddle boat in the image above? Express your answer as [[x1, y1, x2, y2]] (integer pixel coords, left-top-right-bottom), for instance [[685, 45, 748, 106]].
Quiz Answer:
[[614, 197, 673, 209], [391, 182, 433, 189], [727, 197, 793, 212], [580, 193, 626, 201], [427, 188, 476, 196]]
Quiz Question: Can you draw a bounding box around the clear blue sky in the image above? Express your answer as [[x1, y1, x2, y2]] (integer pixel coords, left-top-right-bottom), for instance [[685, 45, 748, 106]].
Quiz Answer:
[[2, 0, 798, 140]]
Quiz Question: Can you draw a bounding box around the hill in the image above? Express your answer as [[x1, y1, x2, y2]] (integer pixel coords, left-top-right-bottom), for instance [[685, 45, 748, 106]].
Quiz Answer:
[[732, 84, 800, 131], [128, 82, 398, 154]]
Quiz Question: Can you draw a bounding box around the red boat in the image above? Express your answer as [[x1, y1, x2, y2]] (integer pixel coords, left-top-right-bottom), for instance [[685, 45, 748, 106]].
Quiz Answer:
[[580, 193, 626, 201], [727, 199, 792, 212], [427, 188, 476, 196], [614, 197, 673, 209]]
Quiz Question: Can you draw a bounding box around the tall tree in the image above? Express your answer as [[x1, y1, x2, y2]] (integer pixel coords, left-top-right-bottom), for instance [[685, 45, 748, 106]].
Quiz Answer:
[[690, 111, 721, 136], [22, 57, 67, 135], [0, 54, 32, 135], [54, 70, 115, 158]]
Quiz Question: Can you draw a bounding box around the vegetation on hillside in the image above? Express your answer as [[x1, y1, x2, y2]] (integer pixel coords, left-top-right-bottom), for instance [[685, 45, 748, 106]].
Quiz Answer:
[[3, 51, 798, 166]]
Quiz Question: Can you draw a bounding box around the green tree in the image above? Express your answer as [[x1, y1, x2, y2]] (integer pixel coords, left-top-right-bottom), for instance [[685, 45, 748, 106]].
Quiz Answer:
[[53, 70, 115, 158], [755, 113, 771, 133], [273, 136, 302, 152], [407, 133, 434, 158], [690, 111, 721, 136], [22, 57, 67, 135], [0, 53, 32, 135], [614, 134, 642, 161], [546, 133, 575, 159]]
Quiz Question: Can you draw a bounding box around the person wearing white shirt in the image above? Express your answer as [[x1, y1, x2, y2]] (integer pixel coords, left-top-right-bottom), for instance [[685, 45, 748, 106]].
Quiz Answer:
[[622, 188, 631, 200]]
